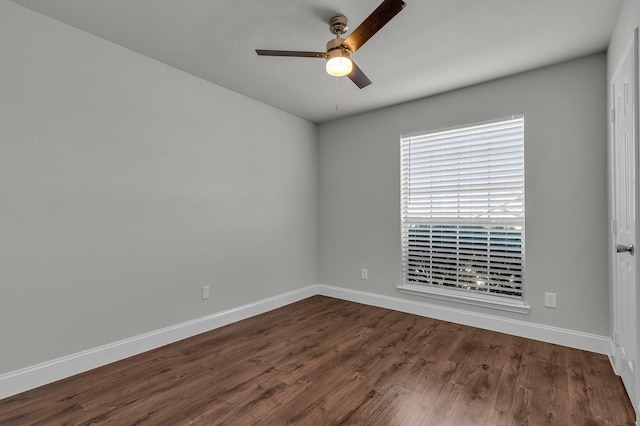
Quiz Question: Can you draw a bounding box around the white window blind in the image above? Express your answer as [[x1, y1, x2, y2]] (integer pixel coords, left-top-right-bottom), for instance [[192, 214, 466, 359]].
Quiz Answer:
[[400, 115, 525, 302]]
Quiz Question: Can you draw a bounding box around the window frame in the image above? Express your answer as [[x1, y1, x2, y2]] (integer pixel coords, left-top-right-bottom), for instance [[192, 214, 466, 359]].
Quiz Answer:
[[398, 115, 530, 314]]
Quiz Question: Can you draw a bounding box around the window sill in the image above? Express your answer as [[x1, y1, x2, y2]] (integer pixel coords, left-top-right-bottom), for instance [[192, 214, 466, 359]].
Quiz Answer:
[[397, 283, 530, 314]]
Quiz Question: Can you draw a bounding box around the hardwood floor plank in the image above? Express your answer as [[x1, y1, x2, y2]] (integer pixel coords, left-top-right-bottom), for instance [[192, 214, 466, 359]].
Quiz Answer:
[[528, 341, 570, 424], [484, 335, 527, 426], [0, 296, 634, 425], [348, 384, 427, 425]]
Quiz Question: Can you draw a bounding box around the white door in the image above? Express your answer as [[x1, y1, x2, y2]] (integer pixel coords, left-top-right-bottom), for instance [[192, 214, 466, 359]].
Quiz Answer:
[[612, 28, 639, 414]]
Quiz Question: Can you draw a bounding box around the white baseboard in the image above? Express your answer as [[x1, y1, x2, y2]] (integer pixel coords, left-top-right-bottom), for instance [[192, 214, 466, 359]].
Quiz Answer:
[[0, 285, 318, 400], [317, 284, 614, 356], [0, 283, 614, 400]]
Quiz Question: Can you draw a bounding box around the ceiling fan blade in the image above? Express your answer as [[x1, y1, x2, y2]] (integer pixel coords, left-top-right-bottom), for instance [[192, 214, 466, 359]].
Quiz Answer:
[[256, 50, 325, 58], [342, 0, 406, 53], [348, 61, 372, 89]]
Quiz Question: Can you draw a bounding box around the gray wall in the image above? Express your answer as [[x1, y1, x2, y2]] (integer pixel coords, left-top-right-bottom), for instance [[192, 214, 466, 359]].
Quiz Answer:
[[0, 1, 317, 374], [318, 54, 609, 335]]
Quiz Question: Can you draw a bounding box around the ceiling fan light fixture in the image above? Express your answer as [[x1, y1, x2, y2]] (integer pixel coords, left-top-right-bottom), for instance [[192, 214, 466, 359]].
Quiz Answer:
[[326, 54, 353, 77], [325, 39, 353, 77]]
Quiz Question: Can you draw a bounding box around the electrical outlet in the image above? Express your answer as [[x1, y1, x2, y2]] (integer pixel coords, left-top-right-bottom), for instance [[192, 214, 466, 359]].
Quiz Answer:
[[202, 286, 210, 300], [361, 268, 368, 280], [544, 292, 556, 308]]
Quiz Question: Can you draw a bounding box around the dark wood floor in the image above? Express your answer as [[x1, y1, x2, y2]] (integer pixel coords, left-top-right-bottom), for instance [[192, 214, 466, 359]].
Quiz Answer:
[[0, 296, 635, 425]]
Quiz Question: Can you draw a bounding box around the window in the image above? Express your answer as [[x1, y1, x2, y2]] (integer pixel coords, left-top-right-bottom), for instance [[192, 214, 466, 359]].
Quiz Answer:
[[399, 115, 528, 313]]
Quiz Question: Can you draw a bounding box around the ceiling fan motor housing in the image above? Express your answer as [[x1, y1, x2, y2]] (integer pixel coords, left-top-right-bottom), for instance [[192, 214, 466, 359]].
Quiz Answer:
[[326, 38, 350, 57], [329, 15, 348, 36]]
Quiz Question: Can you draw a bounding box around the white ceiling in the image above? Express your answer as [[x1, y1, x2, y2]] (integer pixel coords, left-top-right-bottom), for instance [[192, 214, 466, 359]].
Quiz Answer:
[[10, 0, 623, 124]]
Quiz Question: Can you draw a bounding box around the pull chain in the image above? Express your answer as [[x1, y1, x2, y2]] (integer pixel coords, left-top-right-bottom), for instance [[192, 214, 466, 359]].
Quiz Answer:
[[335, 29, 341, 111]]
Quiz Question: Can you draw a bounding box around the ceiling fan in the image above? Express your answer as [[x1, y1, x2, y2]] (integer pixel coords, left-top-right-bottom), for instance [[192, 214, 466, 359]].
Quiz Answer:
[[256, 0, 406, 89]]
